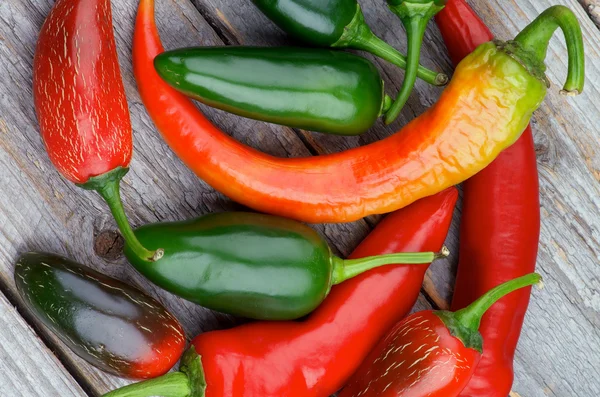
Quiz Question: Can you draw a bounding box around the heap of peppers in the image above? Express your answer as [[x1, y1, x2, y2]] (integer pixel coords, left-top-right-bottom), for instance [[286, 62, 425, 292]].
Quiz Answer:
[[26, 0, 588, 396]]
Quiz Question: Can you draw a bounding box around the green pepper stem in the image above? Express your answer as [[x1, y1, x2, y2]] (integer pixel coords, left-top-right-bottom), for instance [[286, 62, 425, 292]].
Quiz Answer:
[[78, 167, 163, 262], [384, 1, 446, 124], [514, 5, 585, 95], [352, 32, 447, 86], [454, 273, 542, 332], [103, 372, 190, 397], [103, 346, 206, 397], [381, 94, 394, 115], [332, 246, 449, 285]]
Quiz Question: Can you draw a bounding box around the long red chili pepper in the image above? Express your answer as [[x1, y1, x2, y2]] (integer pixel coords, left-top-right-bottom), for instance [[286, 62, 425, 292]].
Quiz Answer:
[[103, 188, 458, 397], [436, 1, 541, 396], [338, 274, 542, 397], [33, 0, 160, 261], [133, 0, 582, 224]]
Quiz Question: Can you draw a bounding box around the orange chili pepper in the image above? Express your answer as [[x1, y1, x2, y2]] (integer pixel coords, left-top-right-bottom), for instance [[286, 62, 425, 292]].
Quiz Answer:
[[134, 0, 583, 224]]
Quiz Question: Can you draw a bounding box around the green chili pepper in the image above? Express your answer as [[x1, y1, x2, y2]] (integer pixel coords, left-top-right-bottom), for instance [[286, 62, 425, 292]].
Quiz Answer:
[[14, 252, 186, 380], [125, 212, 449, 320], [252, 0, 448, 87], [384, 0, 447, 124], [155, 47, 393, 136]]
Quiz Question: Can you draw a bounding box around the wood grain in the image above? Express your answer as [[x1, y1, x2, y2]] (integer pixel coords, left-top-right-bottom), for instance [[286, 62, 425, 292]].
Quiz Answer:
[[0, 0, 598, 396], [0, 288, 85, 396], [579, 0, 600, 27]]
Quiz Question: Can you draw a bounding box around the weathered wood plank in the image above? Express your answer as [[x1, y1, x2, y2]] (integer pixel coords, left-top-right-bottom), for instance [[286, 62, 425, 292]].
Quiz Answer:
[[0, 287, 86, 396], [578, 0, 600, 27], [0, 0, 599, 396]]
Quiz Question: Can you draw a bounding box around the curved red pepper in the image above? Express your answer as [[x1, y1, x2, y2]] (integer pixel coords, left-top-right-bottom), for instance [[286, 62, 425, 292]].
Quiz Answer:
[[102, 188, 458, 397], [436, 1, 541, 396], [132, 0, 578, 225], [33, 0, 160, 262]]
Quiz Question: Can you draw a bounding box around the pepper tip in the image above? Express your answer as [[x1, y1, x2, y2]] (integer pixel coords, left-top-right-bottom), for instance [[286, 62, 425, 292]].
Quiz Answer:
[[435, 245, 450, 259], [559, 88, 581, 96], [151, 248, 165, 262], [435, 72, 449, 86]]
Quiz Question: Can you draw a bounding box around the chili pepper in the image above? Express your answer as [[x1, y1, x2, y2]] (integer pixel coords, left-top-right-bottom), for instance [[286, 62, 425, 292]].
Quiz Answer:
[[154, 47, 392, 136], [134, 0, 584, 224], [102, 188, 458, 397], [339, 274, 541, 397], [125, 211, 448, 320], [33, 0, 161, 262], [251, 0, 448, 86], [436, 1, 542, 395], [384, 0, 446, 124], [14, 252, 185, 380]]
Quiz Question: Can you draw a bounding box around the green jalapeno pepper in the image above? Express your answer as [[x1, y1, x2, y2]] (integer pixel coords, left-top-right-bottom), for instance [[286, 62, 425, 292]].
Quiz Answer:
[[155, 47, 393, 135], [14, 252, 185, 380], [251, 0, 448, 86], [125, 212, 448, 320]]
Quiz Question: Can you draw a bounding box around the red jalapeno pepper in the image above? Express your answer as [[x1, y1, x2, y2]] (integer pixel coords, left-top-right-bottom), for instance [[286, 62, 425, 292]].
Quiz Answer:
[[33, 0, 161, 261], [339, 274, 542, 397]]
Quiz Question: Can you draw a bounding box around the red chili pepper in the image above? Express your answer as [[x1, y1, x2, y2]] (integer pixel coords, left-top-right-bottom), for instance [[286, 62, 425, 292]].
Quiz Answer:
[[436, 2, 541, 395], [102, 188, 458, 397], [133, 0, 583, 224], [33, 0, 160, 262], [339, 274, 541, 397]]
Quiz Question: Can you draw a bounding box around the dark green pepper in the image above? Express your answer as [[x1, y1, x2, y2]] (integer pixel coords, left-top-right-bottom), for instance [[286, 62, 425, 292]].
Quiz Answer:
[[252, 0, 448, 86], [125, 212, 448, 320], [154, 47, 392, 136], [14, 253, 186, 380]]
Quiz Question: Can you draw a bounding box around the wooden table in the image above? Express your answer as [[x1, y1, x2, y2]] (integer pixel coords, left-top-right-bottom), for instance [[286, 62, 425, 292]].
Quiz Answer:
[[1, 0, 599, 395]]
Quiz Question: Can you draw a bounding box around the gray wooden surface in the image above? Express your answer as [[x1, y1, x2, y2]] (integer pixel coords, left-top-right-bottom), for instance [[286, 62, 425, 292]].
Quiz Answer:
[[0, 0, 599, 396]]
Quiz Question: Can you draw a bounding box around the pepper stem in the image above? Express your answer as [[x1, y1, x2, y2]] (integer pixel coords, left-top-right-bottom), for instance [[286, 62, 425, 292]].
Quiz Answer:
[[514, 5, 585, 95], [103, 373, 190, 397], [435, 273, 541, 352], [454, 273, 542, 331], [384, 0, 447, 124], [336, 4, 448, 86], [78, 167, 163, 262], [103, 346, 206, 397], [332, 246, 449, 285]]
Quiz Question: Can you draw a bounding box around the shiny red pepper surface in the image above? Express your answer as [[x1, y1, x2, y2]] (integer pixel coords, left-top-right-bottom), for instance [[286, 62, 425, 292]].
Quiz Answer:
[[33, 0, 132, 184], [436, 1, 541, 396], [338, 274, 541, 397], [339, 311, 480, 397], [192, 189, 457, 396]]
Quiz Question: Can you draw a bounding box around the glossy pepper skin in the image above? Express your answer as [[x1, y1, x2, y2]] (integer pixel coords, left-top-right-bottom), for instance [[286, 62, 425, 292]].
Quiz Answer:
[[134, 0, 583, 224], [154, 47, 391, 136], [252, 0, 447, 86], [436, 1, 541, 395], [33, 0, 160, 262], [339, 274, 542, 397], [14, 253, 185, 380], [103, 188, 458, 397], [125, 212, 446, 320]]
